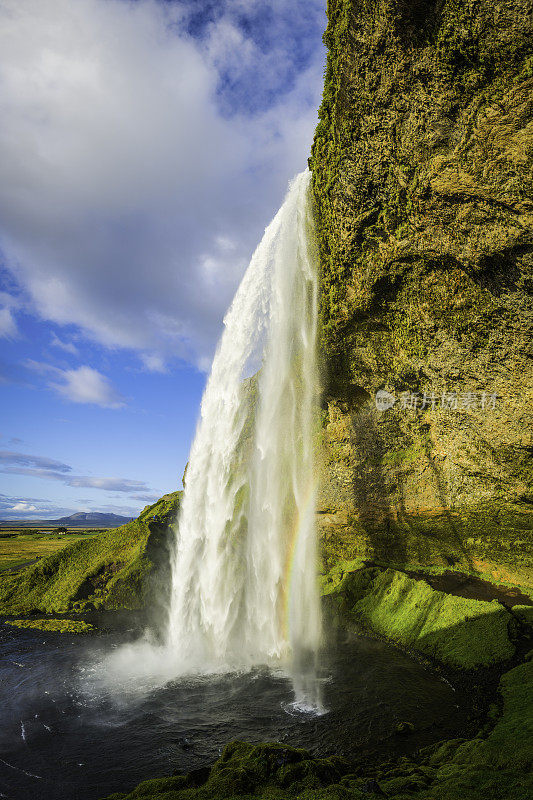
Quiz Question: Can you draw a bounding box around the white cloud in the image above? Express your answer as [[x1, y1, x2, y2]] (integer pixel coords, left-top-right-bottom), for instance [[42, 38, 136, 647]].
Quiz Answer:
[[67, 476, 147, 492], [0, 450, 152, 493], [0, 306, 17, 338], [0, 0, 324, 369], [0, 449, 71, 474], [26, 360, 125, 408], [0, 292, 20, 338], [141, 353, 167, 373], [10, 502, 37, 512], [50, 333, 79, 355], [52, 366, 125, 408]]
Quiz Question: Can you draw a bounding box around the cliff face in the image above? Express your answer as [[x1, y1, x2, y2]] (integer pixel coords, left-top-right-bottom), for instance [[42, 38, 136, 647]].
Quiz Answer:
[[310, 0, 533, 588]]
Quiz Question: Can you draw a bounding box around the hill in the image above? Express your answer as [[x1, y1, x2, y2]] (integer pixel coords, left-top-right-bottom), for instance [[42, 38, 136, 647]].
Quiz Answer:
[[0, 511, 133, 529], [56, 511, 133, 526], [0, 492, 181, 615]]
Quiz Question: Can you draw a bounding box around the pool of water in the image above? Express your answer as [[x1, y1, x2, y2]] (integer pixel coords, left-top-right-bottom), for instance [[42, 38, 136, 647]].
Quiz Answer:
[[0, 621, 470, 800]]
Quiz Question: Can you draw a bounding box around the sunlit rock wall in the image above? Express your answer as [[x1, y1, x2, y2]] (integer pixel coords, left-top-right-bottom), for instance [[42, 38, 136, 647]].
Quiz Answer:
[[310, 0, 533, 588]]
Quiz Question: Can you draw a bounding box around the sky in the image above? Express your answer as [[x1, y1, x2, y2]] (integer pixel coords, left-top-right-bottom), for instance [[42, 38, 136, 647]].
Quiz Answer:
[[0, 0, 326, 520]]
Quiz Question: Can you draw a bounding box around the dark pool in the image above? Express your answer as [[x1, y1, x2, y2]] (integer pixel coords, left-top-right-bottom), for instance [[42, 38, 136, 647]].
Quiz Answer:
[[0, 620, 470, 800]]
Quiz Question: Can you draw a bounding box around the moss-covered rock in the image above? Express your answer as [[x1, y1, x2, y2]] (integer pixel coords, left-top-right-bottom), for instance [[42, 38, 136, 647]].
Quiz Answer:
[[310, 0, 533, 589], [412, 660, 533, 799], [101, 741, 351, 799], [325, 565, 517, 668], [0, 492, 181, 616], [4, 618, 94, 634]]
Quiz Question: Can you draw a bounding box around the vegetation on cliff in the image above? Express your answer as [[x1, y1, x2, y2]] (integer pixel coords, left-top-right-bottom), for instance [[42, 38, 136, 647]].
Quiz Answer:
[[310, 0, 533, 587], [0, 492, 181, 616], [322, 563, 519, 668]]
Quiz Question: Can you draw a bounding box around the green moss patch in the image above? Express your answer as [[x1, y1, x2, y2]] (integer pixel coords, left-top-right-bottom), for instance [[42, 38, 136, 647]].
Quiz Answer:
[[411, 661, 533, 800], [102, 741, 352, 800], [5, 618, 94, 634], [325, 566, 516, 669], [320, 558, 367, 596], [474, 660, 533, 770]]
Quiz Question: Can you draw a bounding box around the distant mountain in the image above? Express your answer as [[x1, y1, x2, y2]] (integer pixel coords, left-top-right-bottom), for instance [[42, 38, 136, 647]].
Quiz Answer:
[[0, 512, 133, 528], [55, 512, 133, 526]]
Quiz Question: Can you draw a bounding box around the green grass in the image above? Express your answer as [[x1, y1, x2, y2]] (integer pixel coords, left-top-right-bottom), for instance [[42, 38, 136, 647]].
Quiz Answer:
[[5, 618, 94, 634], [354, 568, 515, 668], [324, 565, 516, 669], [0, 531, 99, 572], [0, 492, 181, 615]]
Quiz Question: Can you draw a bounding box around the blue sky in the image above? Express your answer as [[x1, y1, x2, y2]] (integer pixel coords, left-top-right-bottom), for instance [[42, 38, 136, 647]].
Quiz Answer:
[[0, 0, 325, 519]]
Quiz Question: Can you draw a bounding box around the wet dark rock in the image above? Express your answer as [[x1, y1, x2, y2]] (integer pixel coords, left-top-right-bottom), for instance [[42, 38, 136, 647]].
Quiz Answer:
[[177, 736, 192, 750], [361, 778, 386, 795], [183, 766, 210, 787]]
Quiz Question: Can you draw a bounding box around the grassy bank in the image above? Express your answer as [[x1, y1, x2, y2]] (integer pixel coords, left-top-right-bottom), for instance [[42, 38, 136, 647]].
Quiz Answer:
[[321, 562, 525, 669], [5, 618, 95, 634], [0, 492, 181, 617]]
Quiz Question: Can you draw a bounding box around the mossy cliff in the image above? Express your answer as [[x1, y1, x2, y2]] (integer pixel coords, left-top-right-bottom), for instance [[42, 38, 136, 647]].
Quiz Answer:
[[0, 492, 181, 617], [322, 560, 533, 667], [309, 0, 533, 590]]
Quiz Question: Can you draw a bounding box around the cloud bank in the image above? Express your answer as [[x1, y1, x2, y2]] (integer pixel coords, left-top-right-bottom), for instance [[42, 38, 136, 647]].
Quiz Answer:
[[26, 360, 126, 408], [0, 450, 153, 494], [0, 0, 325, 369], [0, 492, 141, 520]]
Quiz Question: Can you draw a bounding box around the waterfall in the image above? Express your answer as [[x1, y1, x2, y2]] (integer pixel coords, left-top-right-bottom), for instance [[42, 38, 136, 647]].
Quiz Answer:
[[93, 170, 322, 708], [165, 169, 322, 705]]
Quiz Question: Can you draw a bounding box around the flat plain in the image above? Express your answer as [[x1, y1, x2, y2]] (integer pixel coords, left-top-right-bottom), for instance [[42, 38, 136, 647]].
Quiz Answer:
[[0, 529, 102, 572]]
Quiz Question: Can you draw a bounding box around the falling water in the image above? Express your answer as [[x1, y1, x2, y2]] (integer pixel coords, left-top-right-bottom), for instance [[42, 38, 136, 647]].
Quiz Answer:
[[165, 169, 322, 706]]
